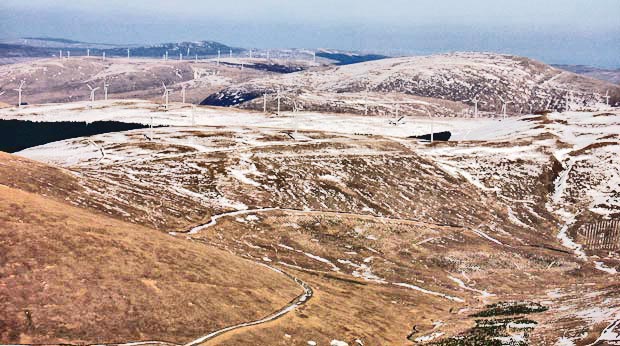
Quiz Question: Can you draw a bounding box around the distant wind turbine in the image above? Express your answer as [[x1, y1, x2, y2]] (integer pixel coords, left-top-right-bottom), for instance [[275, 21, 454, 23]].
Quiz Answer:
[[181, 84, 186, 104], [127, 48, 130, 59], [59, 50, 63, 59], [103, 80, 110, 100], [87, 48, 90, 57], [14, 80, 25, 108], [604, 90, 611, 106], [102, 51, 106, 61], [229, 49, 232, 58], [498, 95, 510, 119], [87, 84, 99, 103], [217, 49, 221, 66], [463, 96, 481, 118], [179, 53, 183, 61], [161, 82, 173, 110], [277, 87, 281, 116]]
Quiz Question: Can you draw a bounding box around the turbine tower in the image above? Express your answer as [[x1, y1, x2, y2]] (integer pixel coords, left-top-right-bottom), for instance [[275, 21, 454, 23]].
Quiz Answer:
[[229, 49, 232, 58], [498, 95, 509, 119], [604, 90, 611, 106], [161, 82, 173, 110], [87, 48, 90, 57], [103, 80, 110, 100], [127, 48, 130, 59], [463, 96, 480, 118], [87, 84, 100, 103], [59, 50, 63, 59], [181, 84, 186, 104], [102, 51, 106, 61], [217, 49, 221, 66], [179, 53, 183, 61], [14, 80, 25, 108]]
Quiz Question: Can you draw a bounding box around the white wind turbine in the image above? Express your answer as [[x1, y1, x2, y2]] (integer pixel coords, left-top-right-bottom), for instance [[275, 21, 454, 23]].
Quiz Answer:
[[179, 53, 183, 61], [463, 95, 481, 118], [14, 81, 25, 108], [87, 48, 90, 57], [229, 49, 232, 58], [59, 50, 63, 59], [217, 49, 221, 66], [102, 51, 106, 61], [498, 95, 510, 119], [103, 80, 110, 100], [161, 82, 173, 110], [127, 48, 130, 59], [604, 90, 611, 106], [87, 84, 100, 103], [277, 87, 281, 116], [181, 84, 187, 104]]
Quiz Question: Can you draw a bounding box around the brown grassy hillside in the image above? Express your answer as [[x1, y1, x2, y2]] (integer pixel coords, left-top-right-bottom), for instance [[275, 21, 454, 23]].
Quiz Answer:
[[0, 154, 301, 344]]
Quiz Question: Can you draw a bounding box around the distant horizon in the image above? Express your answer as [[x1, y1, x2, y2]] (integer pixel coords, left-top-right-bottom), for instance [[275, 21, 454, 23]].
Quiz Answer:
[[2, 0, 619, 69]]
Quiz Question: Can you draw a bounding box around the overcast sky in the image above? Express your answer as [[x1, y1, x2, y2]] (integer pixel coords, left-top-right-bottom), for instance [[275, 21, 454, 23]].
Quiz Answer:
[[1, 0, 619, 67]]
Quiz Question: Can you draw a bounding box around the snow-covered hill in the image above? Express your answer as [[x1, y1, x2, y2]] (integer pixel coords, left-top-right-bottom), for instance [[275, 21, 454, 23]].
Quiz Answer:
[[205, 52, 620, 116]]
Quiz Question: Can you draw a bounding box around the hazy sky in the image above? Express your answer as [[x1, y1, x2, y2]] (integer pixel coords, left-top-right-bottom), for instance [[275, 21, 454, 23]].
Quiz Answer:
[[1, 0, 619, 67]]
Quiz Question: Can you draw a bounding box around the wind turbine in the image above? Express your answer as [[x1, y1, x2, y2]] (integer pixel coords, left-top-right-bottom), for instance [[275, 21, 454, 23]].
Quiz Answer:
[[87, 84, 100, 103], [14, 81, 25, 108], [263, 91, 267, 113], [67, 51, 70, 59], [179, 53, 183, 61], [217, 49, 221, 66], [498, 95, 510, 119], [313, 51, 316, 63], [604, 90, 611, 106], [277, 87, 281, 116], [463, 96, 481, 118], [127, 48, 130, 59], [165, 50, 169, 61], [87, 48, 90, 57], [181, 84, 186, 104], [59, 50, 63, 59], [103, 80, 110, 100], [249, 49, 253, 59], [161, 82, 173, 110], [187, 47, 190, 56], [229, 49, 232, 58], [102, 51, 106, 61]]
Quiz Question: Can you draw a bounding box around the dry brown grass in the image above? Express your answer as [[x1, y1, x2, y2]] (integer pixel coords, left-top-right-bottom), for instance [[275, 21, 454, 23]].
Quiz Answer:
[[0, 154, 301, 344]]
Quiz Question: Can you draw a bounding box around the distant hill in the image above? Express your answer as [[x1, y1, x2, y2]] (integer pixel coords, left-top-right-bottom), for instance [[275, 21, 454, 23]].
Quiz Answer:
[[204, 52, 620, 114], [0, 38, 244, 59], [552, 64, 620, 85], [316, 49, 387, 65]]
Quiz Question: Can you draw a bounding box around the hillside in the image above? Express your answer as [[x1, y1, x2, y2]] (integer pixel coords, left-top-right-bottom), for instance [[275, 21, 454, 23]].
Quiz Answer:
[[4, 101, 620, 345], [0, 152, 301, 344], [205, 52, 620, 116], [0, 57, 271, 105]]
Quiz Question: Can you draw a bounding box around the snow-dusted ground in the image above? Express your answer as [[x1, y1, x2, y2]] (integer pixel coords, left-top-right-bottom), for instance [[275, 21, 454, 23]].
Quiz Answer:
[[0, 99, 532, 139]]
